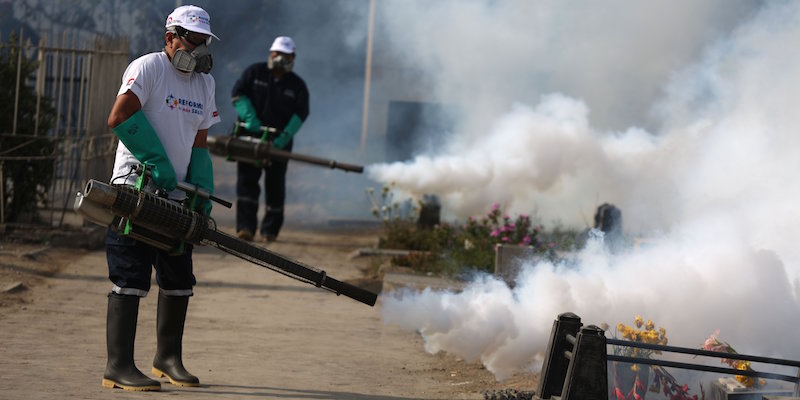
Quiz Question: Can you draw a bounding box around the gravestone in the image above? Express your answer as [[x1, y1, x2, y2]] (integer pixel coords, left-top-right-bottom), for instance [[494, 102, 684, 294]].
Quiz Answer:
[[494, 244, 536, 287]]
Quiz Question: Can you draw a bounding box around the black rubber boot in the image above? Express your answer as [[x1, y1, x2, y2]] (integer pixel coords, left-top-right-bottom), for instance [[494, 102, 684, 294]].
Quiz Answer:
[[152, 291, 199, 387], [102, 293, 161, 391]]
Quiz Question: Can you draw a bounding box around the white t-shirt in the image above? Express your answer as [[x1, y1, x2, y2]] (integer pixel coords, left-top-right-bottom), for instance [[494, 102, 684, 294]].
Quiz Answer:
[[110, 51, 221, 199]]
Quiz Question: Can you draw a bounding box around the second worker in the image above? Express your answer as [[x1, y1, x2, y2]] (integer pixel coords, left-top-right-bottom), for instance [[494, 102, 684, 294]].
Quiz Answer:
[[232, 36, 310, 243]]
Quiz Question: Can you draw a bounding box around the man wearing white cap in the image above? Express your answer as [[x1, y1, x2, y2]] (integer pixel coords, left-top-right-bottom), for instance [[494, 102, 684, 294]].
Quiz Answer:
[[102, 4, 220, 391], [232, 36, 310, 243]]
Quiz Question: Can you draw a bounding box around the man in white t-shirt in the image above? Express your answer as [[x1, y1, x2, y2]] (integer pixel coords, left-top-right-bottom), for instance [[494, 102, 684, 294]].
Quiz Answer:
[[102, 5, 220, 391]]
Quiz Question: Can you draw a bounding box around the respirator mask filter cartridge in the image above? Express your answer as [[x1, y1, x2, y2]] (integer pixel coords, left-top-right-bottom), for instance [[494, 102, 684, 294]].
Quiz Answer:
[[268, 54, 294, 73], [170, 28, 214, 73]]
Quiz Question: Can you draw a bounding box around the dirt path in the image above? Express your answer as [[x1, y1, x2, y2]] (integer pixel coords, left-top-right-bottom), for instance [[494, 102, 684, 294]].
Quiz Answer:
[[0, 226, 536, 399]]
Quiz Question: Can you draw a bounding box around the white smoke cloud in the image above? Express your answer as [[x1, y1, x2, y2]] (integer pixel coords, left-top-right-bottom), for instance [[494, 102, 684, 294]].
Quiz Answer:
[[377, 0, 800, 384]]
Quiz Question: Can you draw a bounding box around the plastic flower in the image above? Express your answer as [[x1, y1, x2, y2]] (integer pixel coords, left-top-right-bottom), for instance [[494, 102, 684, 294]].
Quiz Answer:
[[611, 316, 668, 362], [701, 330, 763, 388]]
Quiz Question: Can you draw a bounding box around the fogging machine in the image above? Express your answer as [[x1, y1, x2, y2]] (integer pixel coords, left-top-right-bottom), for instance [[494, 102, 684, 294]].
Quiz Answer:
[[207, 122, 364, 173], [73, 166, 377, 306]]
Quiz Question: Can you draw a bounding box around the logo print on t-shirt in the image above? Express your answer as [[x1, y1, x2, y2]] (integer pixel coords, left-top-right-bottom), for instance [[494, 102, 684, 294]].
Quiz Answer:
[[165, 94, 204, 115], [166, 94, 178, 110]]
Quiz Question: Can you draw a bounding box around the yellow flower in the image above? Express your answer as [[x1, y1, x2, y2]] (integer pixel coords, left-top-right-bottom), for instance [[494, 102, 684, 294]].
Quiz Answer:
[[645, 320, 655, 331], [631, 364, 640, 372], [734, 361, 756, 387], [737, 375, 755, 387], [643, 330, 660, 344], [622, 326, 635, 340], [614, 316, 669, 360], [736, 361, 750, 371]]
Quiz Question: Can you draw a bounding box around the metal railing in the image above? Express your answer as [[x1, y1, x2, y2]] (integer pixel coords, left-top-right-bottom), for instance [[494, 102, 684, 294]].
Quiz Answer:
[[608, 338, 800, 386], [534, 312, 800, 400], [1, 28, 129, 228]]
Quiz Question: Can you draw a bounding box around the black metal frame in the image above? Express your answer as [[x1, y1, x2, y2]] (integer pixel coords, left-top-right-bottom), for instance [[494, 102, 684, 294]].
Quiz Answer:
[[608, 338, 800, 385], [534, 313, 800, 400]]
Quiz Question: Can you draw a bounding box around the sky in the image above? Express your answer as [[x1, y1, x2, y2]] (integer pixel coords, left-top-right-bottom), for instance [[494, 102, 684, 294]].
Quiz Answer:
[[374, 0, 800, 388]]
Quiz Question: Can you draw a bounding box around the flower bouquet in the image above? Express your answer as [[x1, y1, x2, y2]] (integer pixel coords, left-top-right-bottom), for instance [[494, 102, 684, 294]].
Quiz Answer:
[[702, 329, 765, 388], [649, 365, 704, 399], [608, 315, 668, 400]]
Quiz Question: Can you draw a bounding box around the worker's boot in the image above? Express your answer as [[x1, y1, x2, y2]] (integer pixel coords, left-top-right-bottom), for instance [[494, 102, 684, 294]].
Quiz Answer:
[[102, 293, 161, 391], [236, 230, 254, 241], [152, 291, 199, 386]]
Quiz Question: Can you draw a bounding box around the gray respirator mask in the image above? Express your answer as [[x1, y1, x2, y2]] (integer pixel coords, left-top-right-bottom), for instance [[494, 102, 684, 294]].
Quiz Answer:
[[268, 54, 294, 73], [169, 28, 213, 74]]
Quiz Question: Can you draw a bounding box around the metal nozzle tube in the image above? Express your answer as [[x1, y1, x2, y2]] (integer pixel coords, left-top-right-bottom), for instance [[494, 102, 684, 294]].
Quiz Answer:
[[81, 179, 120, 208], [73, 190, 117, 226]]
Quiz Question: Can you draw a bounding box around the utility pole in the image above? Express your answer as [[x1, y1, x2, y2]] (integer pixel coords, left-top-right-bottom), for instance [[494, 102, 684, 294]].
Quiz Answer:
[[360, 0, 375, 152]]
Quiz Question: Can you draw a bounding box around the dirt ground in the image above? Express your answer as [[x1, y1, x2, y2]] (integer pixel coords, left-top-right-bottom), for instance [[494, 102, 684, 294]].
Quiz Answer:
[[0, 224, 537, 399]]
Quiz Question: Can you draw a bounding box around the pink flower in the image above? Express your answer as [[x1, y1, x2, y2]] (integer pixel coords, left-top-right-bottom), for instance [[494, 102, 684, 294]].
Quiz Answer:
[[522, 235, 531, 244], [490, 229, 499, 237], [702, 329, 720, 351], [491, 203, 499, 211], [501, 236, 509, 242]]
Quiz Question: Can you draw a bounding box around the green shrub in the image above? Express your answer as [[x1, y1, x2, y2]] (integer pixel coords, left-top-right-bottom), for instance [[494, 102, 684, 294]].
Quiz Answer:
[[368, 186, 578, 278]]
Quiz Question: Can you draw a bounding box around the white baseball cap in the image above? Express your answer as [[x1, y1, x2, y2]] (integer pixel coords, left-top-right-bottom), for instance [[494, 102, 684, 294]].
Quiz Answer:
[[270, 36, 296, 54], [165, 5, 219, 41]]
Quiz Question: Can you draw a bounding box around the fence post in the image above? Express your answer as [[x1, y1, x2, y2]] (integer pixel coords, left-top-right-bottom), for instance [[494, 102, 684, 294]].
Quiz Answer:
[[1, 161, 4, 226], [12, 27, 24, 135], [560, 325, 608, 400], [536, 312, 583, 399]]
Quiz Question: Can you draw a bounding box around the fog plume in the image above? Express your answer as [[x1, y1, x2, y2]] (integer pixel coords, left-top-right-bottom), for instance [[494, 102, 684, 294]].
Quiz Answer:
[[378, 0, 800, 382]]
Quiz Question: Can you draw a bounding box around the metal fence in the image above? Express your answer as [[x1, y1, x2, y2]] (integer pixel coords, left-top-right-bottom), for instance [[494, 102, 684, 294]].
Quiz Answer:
[[0, 28, 129, 228], [535, 312, 800, 400]]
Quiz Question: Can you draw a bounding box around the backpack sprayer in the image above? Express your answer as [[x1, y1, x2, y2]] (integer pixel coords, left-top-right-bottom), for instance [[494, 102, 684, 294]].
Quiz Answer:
[[73, 165, 377, 307]]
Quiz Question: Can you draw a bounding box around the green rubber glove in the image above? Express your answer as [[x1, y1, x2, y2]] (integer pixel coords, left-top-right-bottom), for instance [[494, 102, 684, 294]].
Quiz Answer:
[[112, 110, 177, 191], [232, 96, 262, 133], [186, 147, 214, 215], [272, 114, 303, 149]]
